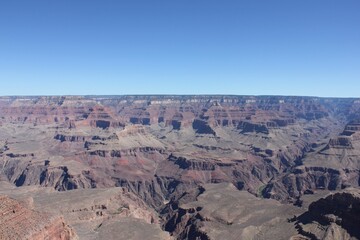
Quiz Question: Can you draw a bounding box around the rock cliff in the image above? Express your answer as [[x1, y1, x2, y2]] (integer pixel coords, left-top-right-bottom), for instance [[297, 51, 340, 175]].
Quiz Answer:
[[0, 195, 77, 240], [294, 189, 360, 240]]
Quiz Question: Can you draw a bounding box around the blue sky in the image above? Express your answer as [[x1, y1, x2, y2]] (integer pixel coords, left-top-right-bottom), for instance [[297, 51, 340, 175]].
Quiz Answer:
[[0, 0, 359, 97]]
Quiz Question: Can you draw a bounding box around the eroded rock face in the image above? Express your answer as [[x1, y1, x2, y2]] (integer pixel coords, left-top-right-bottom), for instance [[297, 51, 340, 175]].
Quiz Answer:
[[0, 97, 358, 196], [238, 121, 269, 134], [294, 190, 360, 240], [0, 95, 345, 129], [0, 95, 360, 238], [162, 183, 301, 240], [263, 166, 343, 202], [309, 192, 360, 229], [0, 195, 77, 240]]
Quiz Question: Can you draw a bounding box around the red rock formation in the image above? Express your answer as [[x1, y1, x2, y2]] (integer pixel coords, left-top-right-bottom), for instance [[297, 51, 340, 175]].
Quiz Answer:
[[0, 195, 77, 239], [0, 95, 360, 238], [0, 95, 340, 129]]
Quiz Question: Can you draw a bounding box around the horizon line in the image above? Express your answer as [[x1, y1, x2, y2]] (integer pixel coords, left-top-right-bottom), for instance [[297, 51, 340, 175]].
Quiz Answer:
[[0, 94, 358, 99]]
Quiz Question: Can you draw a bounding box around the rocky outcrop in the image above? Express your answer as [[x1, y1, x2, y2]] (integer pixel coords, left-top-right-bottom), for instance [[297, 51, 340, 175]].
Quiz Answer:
[[192, 119, 215, 135], [0, 195, 77, 239], [161, 186, 208, 240], [115, 179, 168, 209], [308, 192, 360, 231], [238, 121, 269, 134], [54, 134, 87, 142], [294, 190, 360, 240], [88, 147, 165, 158], [268, 118, 295, 127], [2, 160, 92, 191], [89, 120, 125, 129], [163, 206, 209, 240], [325, 137, 353, 149], [344, 120, 360, 132], [166, 154, 279, 195], [169, 156, 216, 171], [262, 166, 344, 202], [130, 117, 151, 125]]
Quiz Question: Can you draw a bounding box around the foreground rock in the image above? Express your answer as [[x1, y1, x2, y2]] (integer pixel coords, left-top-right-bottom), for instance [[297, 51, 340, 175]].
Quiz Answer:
[[294, 189, 360, 240], [0, 182, 171, 240], [0, 194, 77, 240]]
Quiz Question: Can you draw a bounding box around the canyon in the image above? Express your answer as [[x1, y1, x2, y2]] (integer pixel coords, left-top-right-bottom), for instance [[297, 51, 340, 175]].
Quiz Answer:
[[0, 95, 360, 239]]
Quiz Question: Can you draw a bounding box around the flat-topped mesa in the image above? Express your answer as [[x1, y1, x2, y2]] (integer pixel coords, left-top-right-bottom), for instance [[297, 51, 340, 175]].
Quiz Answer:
[[54, 134, 88, 143], [88, 147, 165, 158], [238, 121, 269, 134], [0, 97, 120, 129], [327, 137, 354, 149], [341, 120, 360, 137], [0, 195, 77, 240], [89, 119, 125, 129], [321, 120, 360, 150]]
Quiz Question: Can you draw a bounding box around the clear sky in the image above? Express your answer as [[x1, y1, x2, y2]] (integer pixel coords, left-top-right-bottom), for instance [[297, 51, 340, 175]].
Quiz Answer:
[[0, 1, 359, 97]]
